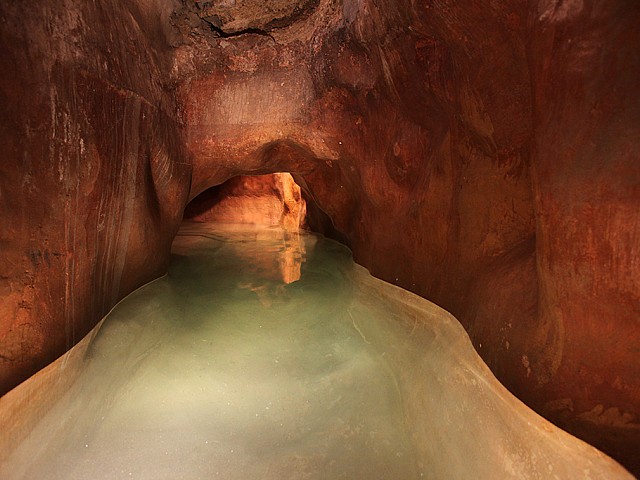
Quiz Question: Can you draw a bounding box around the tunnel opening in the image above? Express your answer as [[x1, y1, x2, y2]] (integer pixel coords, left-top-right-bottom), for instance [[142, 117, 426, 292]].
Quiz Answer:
[[183, 170, 352, 249], [183, 173, 307, 231], [179, 171, 352, 286]]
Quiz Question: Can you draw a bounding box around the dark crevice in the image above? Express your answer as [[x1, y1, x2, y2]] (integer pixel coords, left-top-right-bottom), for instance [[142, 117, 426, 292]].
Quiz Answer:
[[203, 21, 277, 43]]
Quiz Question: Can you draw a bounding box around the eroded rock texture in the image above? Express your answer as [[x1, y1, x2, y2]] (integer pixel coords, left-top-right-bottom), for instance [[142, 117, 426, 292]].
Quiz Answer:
[[1, 0, 638, 473], [0, 0, 191, 394]]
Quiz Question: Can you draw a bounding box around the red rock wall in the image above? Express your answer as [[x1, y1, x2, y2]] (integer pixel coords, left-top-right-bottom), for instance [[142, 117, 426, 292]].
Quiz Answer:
[[0, 0, 191, 394], [528, 1, 640, 466]]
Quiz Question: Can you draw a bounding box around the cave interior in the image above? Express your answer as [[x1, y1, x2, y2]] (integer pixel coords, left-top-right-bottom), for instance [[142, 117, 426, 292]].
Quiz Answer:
[[0, 0, 639, 476]]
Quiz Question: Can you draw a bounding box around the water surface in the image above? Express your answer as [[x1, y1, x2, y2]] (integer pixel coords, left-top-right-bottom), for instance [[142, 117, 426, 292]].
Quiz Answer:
[[0, 224, 630, 479]]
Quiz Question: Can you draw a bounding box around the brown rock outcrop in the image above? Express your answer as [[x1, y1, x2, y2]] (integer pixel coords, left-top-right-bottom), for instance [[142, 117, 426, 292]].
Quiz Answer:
[[528, 1, 640, 466]]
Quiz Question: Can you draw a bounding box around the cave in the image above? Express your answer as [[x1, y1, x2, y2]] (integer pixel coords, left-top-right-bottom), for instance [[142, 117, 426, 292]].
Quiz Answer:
[[0, 0, 638, 477]]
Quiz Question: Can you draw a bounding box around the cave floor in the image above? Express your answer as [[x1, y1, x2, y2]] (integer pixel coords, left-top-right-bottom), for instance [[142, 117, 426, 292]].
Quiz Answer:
[[0, 224, 631, 479]]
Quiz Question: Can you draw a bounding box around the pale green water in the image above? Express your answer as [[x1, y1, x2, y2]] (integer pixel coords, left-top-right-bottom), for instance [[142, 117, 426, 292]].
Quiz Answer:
[[0, 224, 631, 479]]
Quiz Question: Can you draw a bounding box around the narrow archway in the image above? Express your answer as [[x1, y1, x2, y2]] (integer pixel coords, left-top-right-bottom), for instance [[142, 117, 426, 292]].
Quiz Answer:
[[184, 173, 307, 231]]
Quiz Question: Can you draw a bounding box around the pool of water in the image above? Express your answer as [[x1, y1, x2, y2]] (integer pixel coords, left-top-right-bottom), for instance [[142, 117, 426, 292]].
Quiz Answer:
[[0, 224, 630, 479]]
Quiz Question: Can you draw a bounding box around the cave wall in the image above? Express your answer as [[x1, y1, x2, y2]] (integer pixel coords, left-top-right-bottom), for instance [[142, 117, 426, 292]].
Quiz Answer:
[[0, 0, 191, 394], [1, 0, 638, 474], [528, 1, 640, 464]]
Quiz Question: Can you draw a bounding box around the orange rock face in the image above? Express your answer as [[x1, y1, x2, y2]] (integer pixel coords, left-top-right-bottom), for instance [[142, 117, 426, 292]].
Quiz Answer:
[[1, 0, 638, 473], [184, 173, 306, 230]]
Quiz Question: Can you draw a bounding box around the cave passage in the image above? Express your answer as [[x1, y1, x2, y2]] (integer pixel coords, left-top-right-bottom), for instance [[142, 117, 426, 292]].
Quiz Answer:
[[0, 224, 629, 479]]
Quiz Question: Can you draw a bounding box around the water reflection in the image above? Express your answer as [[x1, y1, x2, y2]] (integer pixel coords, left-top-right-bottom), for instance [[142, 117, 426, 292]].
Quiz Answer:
[[0, 224, 631, 480], [179, 225, 306, 307]]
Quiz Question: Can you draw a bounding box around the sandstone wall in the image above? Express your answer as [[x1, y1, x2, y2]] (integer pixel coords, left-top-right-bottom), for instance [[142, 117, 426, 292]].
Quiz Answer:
[[0, 0, 191, 394]]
